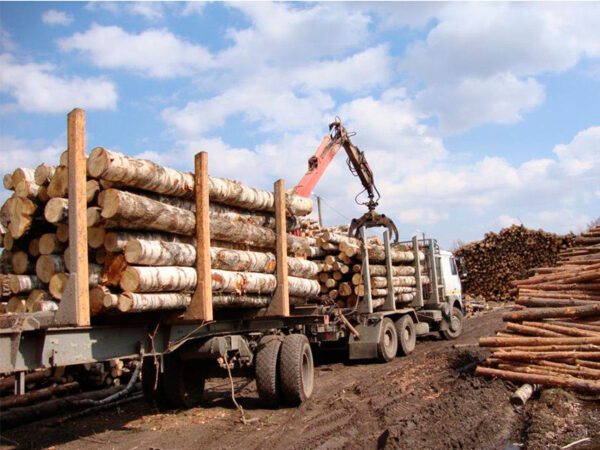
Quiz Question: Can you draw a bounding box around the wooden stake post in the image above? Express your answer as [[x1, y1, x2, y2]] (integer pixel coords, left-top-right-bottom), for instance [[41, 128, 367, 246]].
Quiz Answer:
[[183, 152, 213, 321], [412, 235, 424, 308], [382, 230, 396, 311], [267, 179, 290, 317], [54, 109, 90, 326]]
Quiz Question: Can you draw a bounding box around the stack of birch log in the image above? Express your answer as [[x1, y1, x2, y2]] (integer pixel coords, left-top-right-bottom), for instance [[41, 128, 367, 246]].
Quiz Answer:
[[455, 225, 574, 302], [0, 147, 324, 316], [307, 228, 429, 309], [475, 224, 600, 394]]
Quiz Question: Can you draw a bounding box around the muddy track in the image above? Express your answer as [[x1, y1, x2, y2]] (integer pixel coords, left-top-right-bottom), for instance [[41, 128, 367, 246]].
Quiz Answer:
[[2, 310, 598, 450]]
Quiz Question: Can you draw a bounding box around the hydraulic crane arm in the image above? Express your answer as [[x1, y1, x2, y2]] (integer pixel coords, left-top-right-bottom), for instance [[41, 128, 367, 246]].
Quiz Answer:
[[293, 120, 399, 242]]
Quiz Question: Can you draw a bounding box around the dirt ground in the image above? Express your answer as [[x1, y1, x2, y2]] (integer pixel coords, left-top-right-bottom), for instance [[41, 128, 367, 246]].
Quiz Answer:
[[2, 310, 599, 450]]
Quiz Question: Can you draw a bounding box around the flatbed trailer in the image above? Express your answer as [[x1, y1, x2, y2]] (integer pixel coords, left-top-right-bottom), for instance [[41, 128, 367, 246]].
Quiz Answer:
[[0, 109, 463, 412]]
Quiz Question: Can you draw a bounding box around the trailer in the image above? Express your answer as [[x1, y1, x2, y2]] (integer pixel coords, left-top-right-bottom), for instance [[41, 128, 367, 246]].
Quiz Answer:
[[0, 109, 464, 415]]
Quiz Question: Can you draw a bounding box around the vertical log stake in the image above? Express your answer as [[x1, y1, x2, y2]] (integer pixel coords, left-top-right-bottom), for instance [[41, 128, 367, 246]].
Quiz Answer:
[[55, 109, 90, 326], [412, 235, 424, 308], [383, 230, 396, 311], [267, 179, 289, 317], [184, 152, 213, 321]]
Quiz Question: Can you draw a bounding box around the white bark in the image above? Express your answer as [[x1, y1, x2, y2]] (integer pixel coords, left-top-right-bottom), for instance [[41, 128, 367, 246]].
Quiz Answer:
[[120, 266, 197, 292], [87, 148, 312, 215], [118, 292, 191, 313], [9, 275, 43, 294], [104, 231, 194, 252]]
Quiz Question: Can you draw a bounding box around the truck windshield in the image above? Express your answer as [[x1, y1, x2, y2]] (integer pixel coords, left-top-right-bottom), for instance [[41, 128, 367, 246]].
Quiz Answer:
[[450, 257, 458, 275]]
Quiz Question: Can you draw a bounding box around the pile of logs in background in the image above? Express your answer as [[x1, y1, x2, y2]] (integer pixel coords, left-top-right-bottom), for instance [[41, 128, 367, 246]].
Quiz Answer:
[[0, 148, 325, 316], [475, 224, 600, 394], [308, 228, 428, 309], [455, 225, 574, 302]]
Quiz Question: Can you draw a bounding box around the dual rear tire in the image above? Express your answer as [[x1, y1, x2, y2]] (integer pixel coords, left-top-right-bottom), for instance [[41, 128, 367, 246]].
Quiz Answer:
[[255, 334, 314, 407]]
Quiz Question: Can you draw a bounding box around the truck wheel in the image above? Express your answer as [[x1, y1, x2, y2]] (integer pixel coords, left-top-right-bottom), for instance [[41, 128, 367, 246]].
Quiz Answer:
[[142, 356, 169, 410], [279, 334, 314, 406], [163, 354, 206, 409], [440, 307, 464, 340], [255, 336, 282, 407], [377, 318, 398, 363], [395, 315, 416, 356]]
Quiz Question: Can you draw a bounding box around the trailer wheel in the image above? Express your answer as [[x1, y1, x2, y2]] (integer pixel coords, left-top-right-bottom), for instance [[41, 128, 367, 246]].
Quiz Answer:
[[162, 354, 206, 409], [142, 356, 169, 410], [279, 334, 314, 406], [395, 315, 416, 356], [377, 318, 398, 362], [255, 336, 282, 407], [440, 307, 464, 340]]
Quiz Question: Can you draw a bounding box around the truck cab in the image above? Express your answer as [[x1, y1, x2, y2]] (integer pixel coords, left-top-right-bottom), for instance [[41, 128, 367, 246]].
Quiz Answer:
[[439, 250, 462, 303]]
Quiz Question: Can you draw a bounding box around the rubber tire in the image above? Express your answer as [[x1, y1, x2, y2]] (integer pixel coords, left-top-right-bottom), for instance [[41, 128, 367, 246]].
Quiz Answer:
[[440, 307, 464, 340], [255, 336, 282, 408], [279, 334, 314, 406], [395, 315, 416, 356], [141, 356, 170, 411], [162, 354, 206, 409], [377, 318, 398, 363]]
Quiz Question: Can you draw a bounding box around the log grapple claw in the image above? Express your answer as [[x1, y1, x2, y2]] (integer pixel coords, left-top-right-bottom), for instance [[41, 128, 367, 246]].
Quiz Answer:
[[348, 210, 399, 243]]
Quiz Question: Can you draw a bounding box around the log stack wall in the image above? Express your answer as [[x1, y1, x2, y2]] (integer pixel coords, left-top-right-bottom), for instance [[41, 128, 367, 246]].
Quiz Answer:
[[475, 224, 600, 395], [0, 133, 322, 318], [455, 225, 575, 302]]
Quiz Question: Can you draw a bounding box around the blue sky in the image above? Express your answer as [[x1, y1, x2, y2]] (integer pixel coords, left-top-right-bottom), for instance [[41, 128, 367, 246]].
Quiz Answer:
[[1, 1, 599, 248]]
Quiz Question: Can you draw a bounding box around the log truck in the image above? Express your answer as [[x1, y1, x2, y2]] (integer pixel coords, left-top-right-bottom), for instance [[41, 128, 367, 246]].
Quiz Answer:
[[0, 115, 464, 423]]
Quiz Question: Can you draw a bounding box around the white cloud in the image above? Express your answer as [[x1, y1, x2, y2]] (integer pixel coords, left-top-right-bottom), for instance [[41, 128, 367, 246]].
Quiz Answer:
[[0, 53, 117, 113], [553, 126, 600, 176], [42, 9, 74, 26], [217, 3, 371, 69], [416, 74, 545, 133], [521, 210, 590, 234], [127, 3, 164, 21], [59, 24, 213, 78], [400, 3, 600, 133], [163, 85, 334, 138], [182, 2, 205, 17]]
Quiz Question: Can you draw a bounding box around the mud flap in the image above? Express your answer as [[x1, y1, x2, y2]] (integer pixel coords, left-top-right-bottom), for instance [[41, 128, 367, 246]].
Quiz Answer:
[[348, 320, 383, 360]]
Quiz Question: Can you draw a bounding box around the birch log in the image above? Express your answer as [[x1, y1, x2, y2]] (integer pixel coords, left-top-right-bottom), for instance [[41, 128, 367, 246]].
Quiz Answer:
[[369, 264, 416, 276], [3, 173, 14, 190], [49, 273, 69, 300], [7, 296, 26, 313], [47, 166, 68, 199], [28, 238, 40, 257], [124, 240, 320, 277], [34, 164, 56, 186], [44, 198, 68, 223], [119, 265, 319, 297], [118, 292, 191, 313], [104, 231, 195, 253], [370, 275, 430, 288], [12, 168, 35, 186], [12, 251, 34, 275], [9, 275, 42, 294], [26, 289, 51, 311], [89, 285, 111, 314], [32, 300, 58, 312], [120, 266, 197, 292], [87, 148, 312, 215], [56, 223, 69, 243], [35, 254, 65, 283], [86, 179, 100, 204], [5, 196, 37, 238], [100, 189, 310, 253], [39, 233, 66, 255], [15, 181, 41, 199]]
